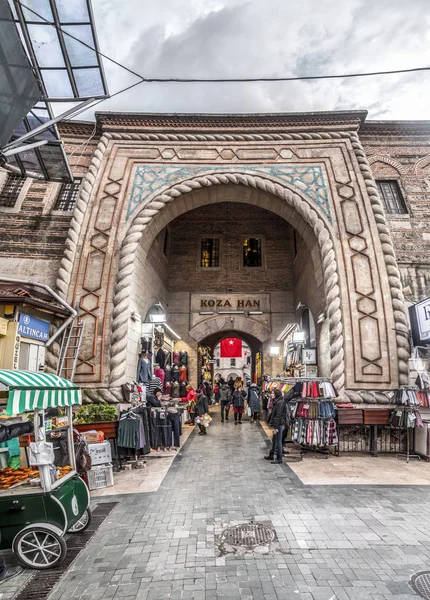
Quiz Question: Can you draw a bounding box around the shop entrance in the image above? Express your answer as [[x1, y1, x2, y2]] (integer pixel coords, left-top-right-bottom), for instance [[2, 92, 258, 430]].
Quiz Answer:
[[125, 192, 329, 396], [198, 331, 263, 389]]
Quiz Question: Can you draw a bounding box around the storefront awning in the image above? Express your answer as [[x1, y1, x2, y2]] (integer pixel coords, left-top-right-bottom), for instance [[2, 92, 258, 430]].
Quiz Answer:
[[0, 370, 82, 415]]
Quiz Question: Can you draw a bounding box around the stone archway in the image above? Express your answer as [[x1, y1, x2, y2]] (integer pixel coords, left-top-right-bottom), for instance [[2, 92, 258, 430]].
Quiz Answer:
[[108, 172, 344, 402], [189, 315, 272, 344]]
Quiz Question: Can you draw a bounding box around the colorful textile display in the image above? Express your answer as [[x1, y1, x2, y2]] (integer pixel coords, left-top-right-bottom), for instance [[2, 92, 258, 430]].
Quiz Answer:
[[292, 418, 338, 446], [389, 408, 424, 428]]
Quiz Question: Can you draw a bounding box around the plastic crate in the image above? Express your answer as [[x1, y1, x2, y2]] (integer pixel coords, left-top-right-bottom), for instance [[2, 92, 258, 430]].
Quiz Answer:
[[87, 465, 114, 490]]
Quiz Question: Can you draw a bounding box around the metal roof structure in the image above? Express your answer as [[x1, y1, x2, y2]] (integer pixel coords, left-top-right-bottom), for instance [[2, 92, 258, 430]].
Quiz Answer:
[[1, 0, 108, 181]]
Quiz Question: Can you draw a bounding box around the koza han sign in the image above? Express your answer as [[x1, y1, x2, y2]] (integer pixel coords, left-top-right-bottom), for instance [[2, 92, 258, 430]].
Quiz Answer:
[[18, 313, 50, 342]]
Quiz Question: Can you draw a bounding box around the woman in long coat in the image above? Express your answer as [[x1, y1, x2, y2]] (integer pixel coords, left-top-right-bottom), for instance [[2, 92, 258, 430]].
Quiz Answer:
[[247, 383, 261, 423], [195, 391, 209, 435], [232, 386, 247, 425]]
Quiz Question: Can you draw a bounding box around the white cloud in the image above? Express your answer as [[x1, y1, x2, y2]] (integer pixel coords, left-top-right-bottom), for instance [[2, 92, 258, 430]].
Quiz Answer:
[[82, 0, 430, 120]]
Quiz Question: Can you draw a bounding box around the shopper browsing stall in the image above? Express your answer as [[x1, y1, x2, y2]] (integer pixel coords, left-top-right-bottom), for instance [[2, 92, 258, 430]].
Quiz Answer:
[[266, 389, 288, 464]]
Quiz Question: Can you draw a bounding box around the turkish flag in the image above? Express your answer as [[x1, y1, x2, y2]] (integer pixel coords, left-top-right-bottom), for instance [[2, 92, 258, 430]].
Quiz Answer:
[[220, 338, 242, 358]]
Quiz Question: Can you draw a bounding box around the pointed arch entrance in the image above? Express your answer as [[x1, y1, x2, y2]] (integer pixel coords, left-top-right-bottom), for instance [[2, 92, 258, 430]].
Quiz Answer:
[[108, 174, 345, 402]]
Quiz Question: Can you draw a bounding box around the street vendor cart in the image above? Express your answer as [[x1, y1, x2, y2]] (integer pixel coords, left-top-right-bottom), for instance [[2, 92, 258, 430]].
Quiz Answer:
[[0, 370, 91, 569]]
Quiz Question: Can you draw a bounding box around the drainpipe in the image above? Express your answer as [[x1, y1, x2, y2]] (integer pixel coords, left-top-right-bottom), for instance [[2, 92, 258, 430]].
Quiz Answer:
[[0, 278, 77, 346]]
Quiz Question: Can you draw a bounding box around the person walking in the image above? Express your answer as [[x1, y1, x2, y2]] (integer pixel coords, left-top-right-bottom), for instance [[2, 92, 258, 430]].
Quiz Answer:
[[186, 388, 197, 425], [219, 379, 231, 423], [203, 381, 213, 405], [227, 376, 235, 395], [264, 389, 288, 464], [232, 386, 247, 425], [214, 381, 220, 404], [247, 382, 261, 423], [196, 390, 209, 435]]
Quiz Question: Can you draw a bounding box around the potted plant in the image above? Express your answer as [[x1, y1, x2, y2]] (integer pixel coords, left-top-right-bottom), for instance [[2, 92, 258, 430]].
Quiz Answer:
[[73, 405, 118, 438]]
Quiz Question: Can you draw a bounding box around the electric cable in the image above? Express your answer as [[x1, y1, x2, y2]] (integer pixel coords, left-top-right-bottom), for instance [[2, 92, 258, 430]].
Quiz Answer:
[[16, 0, 430, 86]]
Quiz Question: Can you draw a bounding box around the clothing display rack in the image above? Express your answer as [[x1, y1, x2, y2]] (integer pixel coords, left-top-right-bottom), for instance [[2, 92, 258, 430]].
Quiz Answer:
[[118, 404, 185, 463], [264, 377, 339, 458], [390, 387, 423, 463]]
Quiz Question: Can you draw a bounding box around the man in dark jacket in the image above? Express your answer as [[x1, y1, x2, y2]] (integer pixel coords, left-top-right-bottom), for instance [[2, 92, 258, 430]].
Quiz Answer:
[[146, 388, 162, 407], [0, 420, 33, 581], [265, 389, 287, 464], [196, 392, 209, 435], [219, 379, 231, 423]]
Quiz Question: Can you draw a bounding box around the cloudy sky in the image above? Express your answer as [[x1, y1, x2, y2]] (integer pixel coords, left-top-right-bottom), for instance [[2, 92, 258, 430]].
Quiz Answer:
[[83, 0, 429, 120]]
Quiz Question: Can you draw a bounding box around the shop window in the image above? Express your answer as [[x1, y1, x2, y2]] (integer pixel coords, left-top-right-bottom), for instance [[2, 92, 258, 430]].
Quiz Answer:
[[301, 308, 317, 348], [376, 180, 407, 214], [243, 237, 262, 267], [0, 174, 25, 208], [200, 238, 220, 268], [230, 358, 236, 367], [53, 179, 82, 211]]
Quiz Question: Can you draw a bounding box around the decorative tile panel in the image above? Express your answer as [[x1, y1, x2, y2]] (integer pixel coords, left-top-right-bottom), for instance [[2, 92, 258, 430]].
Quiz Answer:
[[128, 165, 331, 222]]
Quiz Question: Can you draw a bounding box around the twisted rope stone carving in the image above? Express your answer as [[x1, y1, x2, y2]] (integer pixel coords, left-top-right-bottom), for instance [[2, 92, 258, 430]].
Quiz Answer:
[[349, 132, 410, 385], [56, 135, 110, 300], [105, 131, 349, 143], [109, 172, 345, 398]]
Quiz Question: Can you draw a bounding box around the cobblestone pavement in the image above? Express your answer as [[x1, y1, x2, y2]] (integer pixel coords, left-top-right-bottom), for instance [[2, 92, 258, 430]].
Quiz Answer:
[[47, 417, 430, 600]]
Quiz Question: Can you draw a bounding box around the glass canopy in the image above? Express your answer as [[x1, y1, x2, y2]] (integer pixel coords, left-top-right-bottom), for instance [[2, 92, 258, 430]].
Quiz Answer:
[[1, 0, 109, 181], [8, 0, 108, 101]]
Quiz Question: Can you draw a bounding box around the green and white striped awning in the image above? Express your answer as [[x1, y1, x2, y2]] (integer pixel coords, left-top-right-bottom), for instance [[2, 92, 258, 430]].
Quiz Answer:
[[0, 370, 82, 415]]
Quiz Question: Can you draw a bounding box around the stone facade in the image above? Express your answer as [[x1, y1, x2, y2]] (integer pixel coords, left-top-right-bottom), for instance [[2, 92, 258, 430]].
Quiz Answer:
[[360, 121, 430, 301], [1, 111, 428, 404]]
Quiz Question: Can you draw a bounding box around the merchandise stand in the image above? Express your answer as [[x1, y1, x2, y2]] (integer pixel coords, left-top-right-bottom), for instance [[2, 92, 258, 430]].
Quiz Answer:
[[0, 370, 91, 569], [263, 377, 339, 459], [397, 427, 420, 464], [391, 387, 423, 463], [118, 402, 186, 461]]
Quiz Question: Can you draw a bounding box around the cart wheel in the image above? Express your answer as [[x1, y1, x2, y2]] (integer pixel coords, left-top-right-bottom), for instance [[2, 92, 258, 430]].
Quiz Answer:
[[14, 527, 66, 569], [68, 508, 92, 533]]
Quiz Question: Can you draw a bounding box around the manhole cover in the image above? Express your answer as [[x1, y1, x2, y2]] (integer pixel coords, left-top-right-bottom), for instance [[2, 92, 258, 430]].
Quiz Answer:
[[411, 571, 430, 599], [223, 523, 276, 548]]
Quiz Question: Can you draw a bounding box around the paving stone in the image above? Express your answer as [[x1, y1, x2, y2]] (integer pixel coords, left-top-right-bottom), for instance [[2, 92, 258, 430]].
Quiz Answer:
[[11, 416, 430, 600]]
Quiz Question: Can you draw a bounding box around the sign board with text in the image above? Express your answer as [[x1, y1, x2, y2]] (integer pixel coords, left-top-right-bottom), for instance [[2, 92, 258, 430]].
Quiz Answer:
[[409, 297, 430, 346], [17, 313, 50, 342], [191, 294, 270, 313]]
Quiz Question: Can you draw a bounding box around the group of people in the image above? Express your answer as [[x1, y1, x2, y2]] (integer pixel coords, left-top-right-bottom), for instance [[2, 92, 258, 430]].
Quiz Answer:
[[141, 360, 292, 463], [217, 378, 261, 425]]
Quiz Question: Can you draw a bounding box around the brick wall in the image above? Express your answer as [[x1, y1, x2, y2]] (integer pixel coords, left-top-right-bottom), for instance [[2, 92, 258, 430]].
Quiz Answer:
[[167, 202, 296, 293], [0, 122, 99, 286], [360, 122, 430, 301]]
